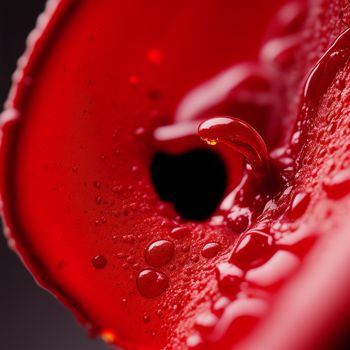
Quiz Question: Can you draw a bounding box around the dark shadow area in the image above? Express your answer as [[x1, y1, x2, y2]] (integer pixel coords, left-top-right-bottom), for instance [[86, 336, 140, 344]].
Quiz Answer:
[[151, 149, 227, 221]]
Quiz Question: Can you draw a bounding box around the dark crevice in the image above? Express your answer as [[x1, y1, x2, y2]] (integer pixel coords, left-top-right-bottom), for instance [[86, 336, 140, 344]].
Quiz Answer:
[[151, 149, 227, 221]]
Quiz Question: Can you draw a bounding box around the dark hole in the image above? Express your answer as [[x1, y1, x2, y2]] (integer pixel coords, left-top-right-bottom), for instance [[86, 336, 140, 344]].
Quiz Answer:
[[151, 149, 227, 221]]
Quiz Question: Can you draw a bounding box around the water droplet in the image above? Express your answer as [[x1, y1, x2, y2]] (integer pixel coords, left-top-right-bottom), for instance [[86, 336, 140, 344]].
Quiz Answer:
[[92, 255, 107, 270], [126, 256, 135, 264], [137, 269, 169, 298], [230, 230, 274, 269], [143, 313, 151, 323], [323, 168, 350, 199], [145, 239, 175, 267], [132, 263, 141, 270], [198, 116, 269, 174], [201, 242, 221, 258], [170, 227, 191, 239], [173, 303, 181, 313], [216, 262, 243, 295], [288, 191, 311, 219]]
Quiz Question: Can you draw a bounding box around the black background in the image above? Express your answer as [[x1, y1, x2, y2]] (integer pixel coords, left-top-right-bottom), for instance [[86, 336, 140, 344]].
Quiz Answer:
[[0, 2, 107, 349]]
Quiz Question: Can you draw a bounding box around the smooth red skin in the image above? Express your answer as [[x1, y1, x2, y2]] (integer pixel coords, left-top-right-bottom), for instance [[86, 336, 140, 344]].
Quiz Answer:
[[2, 0, 350, 349], [0, 1, 283, 349]]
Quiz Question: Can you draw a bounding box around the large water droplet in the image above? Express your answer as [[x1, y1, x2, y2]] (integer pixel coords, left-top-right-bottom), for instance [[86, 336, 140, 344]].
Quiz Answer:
[[199, 116, 269, 174], [136, 269, 169, 298], [145, 239, 175, 267], [230, 230, 274, 269]]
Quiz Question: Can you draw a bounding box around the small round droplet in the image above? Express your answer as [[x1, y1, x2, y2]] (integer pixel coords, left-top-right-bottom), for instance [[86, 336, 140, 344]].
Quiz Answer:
[[92, 255, 107, 270], [170, 227, 191, 239], [201, 242, 221, 258], [137, 269, 169, 298], [145, 240, 174, 267], [143, 313, 151, 323]]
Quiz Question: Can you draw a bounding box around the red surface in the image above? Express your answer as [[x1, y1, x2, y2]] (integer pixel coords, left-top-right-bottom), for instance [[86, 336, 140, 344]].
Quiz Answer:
[[1, 0, 350, 349]]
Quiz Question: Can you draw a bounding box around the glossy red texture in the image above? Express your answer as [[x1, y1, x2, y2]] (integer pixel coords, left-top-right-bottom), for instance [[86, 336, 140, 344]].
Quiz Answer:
[[1, 0, 350, 350], [198, 117, 269, 173], [0, 0, 283, 348]]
